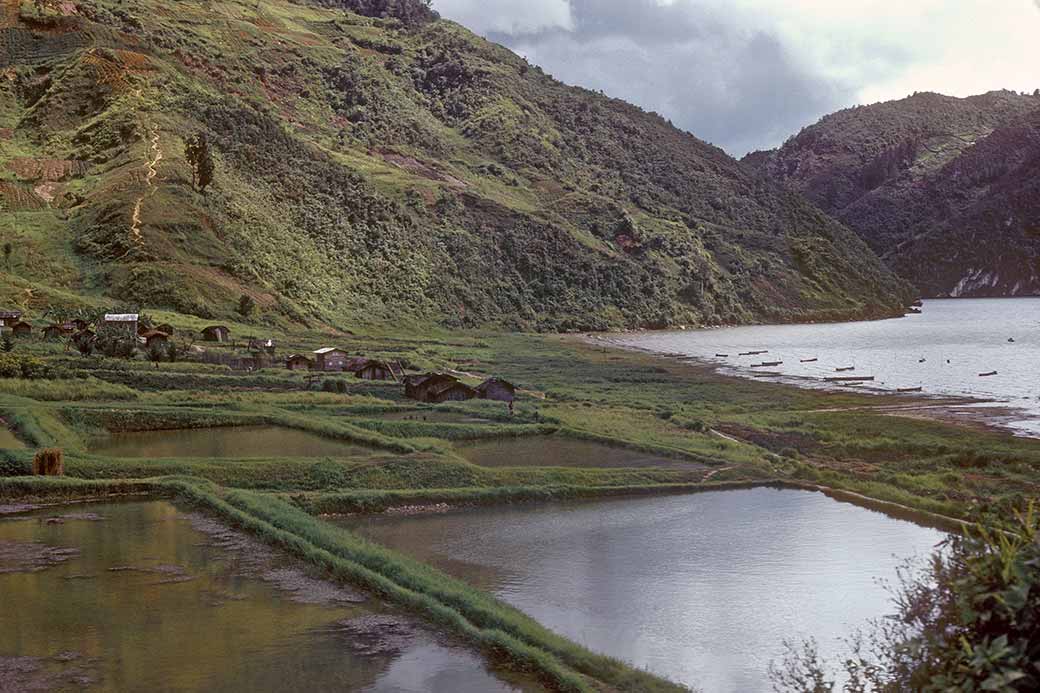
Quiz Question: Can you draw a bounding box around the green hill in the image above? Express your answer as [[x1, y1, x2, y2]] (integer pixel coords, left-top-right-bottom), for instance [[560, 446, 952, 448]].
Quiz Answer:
[[0, 0, 911, 330], [746, 90, 1040, 297]]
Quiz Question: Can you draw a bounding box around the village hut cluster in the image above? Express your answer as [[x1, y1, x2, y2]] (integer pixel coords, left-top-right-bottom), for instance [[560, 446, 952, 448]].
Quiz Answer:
[[289, 346, 518, 410], [2, 307, 518, 410]]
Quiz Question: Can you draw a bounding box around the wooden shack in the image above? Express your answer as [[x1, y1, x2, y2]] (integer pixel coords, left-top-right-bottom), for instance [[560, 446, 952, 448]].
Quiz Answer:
[[403, 373, 475, 403], [103, 313, 139, 335], [355, 359, 397, 381], [202, 325, 230, 342], [0, 310, 22, 328], [42, 323, 75, 340], [475, 378, 516, 403], [139, 330, 169, 349], [286, 354, 313, 371], [10, 321, 32, 338], [313, 347, 350, 372]]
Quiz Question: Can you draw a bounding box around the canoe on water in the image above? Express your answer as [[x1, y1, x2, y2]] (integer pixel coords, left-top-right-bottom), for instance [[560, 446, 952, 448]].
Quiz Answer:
[[825, 376, 875, 382], [897, 387, 923, 393], [751, 361, 783, 367], [835, 366, 855, 372], [800, 358, 818, 363], [979, 371, 998, 377]]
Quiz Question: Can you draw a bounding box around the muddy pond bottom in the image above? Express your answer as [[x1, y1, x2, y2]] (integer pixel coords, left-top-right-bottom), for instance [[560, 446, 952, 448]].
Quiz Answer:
[[0, 500, 537, 692], [89, 425, 372, 459], [339, 487, 946, 692]]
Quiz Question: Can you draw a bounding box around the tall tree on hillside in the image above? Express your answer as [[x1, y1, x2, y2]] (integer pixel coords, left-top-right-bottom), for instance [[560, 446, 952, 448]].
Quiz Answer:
[[185, 133, 215, 193]]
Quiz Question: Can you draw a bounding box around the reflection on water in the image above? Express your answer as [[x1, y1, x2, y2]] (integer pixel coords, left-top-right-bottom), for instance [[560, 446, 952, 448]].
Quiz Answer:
[[0, 501, 535, 692], [340, 488, 945, 692], [454, 435, 698, 469], [89, 425, 372, 459], [614, 298, 1040, 436]]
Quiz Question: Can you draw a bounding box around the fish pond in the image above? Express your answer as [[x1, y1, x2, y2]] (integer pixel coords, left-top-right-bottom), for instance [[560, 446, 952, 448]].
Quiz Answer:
[[89, 425, 372, 459], [0, 500, 537, 692], [339, 487, 947, 692], [453, 435, 698, 470]]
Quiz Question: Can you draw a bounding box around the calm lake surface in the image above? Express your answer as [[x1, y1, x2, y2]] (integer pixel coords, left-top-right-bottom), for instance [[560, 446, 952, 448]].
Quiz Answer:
[[340, 488, 945, 692], [0, 500, 536, 692], [613, 298, 1040, 436], [89, 425, 372, 459]]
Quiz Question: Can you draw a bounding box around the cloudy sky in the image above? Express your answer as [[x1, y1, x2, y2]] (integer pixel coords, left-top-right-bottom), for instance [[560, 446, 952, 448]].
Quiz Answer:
[[433, 0, 1040, 156]]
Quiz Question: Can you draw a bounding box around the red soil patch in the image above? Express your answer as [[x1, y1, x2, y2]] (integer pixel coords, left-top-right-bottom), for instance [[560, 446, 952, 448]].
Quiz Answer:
[[6, 157, 88, 181], [375, 149, 467, 188]]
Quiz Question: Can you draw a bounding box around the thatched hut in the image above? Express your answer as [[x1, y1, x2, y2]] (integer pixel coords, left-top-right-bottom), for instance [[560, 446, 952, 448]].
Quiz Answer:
[[10, 321, 32, 338], [43, 323, 74, 340], [202, 325, 230, 342], [286, 353, 313, 371], [140, 330, 169, 349], [475, 378, 516, 402], [355, 359, 397, 381], [403, 373, 475, 403]]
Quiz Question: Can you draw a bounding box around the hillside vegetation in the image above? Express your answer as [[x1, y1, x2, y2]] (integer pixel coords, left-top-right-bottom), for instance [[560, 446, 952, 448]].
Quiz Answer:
[[746, 91, 1040, 297], [0, 0, 911, 330]]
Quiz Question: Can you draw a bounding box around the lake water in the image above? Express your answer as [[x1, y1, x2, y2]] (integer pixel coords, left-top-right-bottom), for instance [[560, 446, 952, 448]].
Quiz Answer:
[[612, 298, 1040, 436], [454, 435, 699, 470], [89, 425, 373, 459], [339, 488, 946, 692], [0, 500, 536, 692]]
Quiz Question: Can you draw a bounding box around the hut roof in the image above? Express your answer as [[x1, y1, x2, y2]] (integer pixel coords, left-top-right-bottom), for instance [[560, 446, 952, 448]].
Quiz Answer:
[[428, 380, 475, 398], [314, 346, 347, 355], [203, 324, 229, 331], [10, 321, 31, 329], [475, 377, 515, 393], [0, 310, 22, 319], [104, 313, 138, 322], [287, 353, 313, 363]]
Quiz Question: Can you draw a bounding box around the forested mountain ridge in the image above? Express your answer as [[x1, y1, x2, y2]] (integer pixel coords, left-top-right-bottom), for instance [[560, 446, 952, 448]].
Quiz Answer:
[[745, 90, 1040, 297], [0, 0, 912, 330]]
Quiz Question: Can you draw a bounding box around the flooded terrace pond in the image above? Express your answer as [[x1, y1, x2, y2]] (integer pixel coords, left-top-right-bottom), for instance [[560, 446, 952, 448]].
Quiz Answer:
[[454, 435, 699, 469], [0, 426, 24, 449], [89, 425, 372, 459], [0, 500, 538, 692], [339, 488, 946, 692]]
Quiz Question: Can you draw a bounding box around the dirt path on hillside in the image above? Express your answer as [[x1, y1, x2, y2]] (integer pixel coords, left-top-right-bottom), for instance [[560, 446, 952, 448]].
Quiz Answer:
[[125, 122, 162, 256]]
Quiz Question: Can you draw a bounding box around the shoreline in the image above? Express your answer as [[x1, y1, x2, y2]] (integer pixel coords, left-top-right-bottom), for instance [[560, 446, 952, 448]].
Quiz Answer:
[[585, 331, 1039, 441]]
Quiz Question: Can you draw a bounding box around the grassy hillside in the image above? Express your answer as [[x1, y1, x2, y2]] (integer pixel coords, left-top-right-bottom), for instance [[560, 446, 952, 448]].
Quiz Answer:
[[746, 90, 1040, 297], [0, 0, 911, 331]]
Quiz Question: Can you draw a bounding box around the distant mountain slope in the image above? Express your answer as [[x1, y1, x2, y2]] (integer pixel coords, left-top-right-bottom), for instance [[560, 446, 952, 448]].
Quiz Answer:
[[0, 0, 911, 329], [745, 91, 1040, 297]]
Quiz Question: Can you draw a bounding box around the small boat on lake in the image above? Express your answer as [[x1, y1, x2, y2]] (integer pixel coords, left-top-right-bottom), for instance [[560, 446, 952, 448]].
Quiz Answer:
[[738, 350, 768, 356], [715, 353, 729, 357], [825, 376, 875, 382], [918, 358, 926, 363], [799, 358, 817, 363], [979, 371, 998, 377], [751, 361, 783, 368], [751, 371, 782, 377], [897, 386, 923, 393], [835, 366, 855, 372]]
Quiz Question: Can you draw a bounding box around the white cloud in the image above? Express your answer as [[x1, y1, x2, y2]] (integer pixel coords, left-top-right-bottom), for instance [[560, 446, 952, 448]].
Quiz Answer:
[[434, 0, 572, 34], [433, 0, 1040, 155]]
